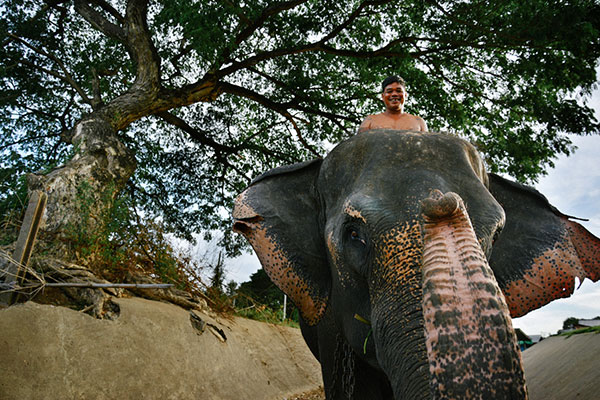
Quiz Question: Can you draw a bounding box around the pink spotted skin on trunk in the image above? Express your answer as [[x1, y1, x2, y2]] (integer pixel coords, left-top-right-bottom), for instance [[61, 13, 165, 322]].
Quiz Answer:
[[421, 191, 528, 400]]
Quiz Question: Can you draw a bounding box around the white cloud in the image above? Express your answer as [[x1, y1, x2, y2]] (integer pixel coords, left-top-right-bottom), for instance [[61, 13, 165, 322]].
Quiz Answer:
[[226, 251, 261, 283]]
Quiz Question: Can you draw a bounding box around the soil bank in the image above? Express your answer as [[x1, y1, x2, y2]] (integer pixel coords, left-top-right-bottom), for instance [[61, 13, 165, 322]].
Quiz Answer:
[[0, 298, 322, 400]]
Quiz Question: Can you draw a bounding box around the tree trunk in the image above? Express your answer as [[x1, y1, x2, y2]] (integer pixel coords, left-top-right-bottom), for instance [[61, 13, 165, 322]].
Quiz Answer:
[[24, 0, 219, 250], [28, 116, 136, 241]]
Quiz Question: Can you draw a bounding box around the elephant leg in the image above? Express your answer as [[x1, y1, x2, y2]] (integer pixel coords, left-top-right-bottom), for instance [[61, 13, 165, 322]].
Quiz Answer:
[[421, 191, 527, 399]]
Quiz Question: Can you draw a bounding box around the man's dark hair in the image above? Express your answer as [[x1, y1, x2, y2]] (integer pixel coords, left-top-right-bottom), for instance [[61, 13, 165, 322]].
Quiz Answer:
[[381, 75, 406, 92]]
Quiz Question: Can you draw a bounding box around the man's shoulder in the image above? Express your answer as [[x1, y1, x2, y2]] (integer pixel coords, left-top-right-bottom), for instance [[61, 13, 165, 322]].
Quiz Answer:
[[362, 113, 384, 120], [408, 114, 427, 131], [402, 112, 422, 120], [359, 114, 379, 132], [361, 113, 387, 124]]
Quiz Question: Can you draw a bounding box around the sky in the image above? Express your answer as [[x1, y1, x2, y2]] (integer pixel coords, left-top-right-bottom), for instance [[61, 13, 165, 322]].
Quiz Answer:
[[225, 84, 600, 338]]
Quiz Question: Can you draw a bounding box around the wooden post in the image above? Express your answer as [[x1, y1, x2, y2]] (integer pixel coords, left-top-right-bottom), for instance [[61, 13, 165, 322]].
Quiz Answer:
[[0, 191, 47, 305]]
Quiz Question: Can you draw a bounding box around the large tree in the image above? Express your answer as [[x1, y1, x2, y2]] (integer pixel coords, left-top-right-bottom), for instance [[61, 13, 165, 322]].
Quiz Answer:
[[1, 0, 599, 252]]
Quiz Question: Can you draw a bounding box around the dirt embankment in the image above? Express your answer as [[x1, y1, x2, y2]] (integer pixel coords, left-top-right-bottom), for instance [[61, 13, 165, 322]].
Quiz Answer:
[[0, 298, 322, 400], [2, 297, 598, 400]]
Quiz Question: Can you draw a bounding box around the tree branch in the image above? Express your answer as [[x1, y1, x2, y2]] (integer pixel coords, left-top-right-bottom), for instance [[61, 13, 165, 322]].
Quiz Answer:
[[222, 0, 252, 25], [236, 1, 307, 46], [218, 82, 321, 157], [219, 27, 539, 82], [247, 67, 360, 126], [0, 134, 61, 152], [91, 67, 104, 109], [219, 0, 396, 74], [156, 111, 291, 162], [423, 0, 531, 47], [124, 0, 161, 89], [166, 41, 194, 83], [318, 0, 394, 44], [218, 35, 422, 78], [7, 36, 93, 106], [419, 54, 504, 106], [74, 0, 126, 42], [220, 0, 309, 66], [89, 0, 125, 24], [216, 43, 317, 78], [156, 111, 237, 154], [220, 157, 253, 186]]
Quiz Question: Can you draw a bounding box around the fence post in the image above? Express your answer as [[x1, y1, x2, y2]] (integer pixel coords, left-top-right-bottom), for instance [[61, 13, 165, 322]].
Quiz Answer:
[[0, 191, 47, 305]]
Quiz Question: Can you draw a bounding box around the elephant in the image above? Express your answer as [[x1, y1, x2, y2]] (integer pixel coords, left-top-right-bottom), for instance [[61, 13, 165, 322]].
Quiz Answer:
[[232, 130, 600, 399]]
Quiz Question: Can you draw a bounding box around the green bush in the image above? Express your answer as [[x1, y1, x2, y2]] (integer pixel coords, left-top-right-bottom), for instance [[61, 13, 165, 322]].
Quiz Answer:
[[64, 180, 195, 290]]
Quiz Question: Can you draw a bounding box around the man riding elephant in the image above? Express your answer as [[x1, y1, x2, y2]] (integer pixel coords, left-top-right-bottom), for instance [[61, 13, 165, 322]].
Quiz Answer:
[[359, 75, 428, 132]]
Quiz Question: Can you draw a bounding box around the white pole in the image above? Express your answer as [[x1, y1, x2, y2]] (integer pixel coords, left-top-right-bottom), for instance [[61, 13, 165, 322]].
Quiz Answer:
[[283, 294, 287, 321]]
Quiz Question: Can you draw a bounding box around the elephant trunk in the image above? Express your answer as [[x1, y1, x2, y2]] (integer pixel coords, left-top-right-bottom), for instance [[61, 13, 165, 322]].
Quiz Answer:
[[420, 190, 527, 399]]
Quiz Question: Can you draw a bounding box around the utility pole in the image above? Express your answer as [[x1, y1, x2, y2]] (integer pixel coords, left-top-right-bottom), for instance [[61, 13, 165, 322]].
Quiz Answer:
[[283, 294, 287, 321]]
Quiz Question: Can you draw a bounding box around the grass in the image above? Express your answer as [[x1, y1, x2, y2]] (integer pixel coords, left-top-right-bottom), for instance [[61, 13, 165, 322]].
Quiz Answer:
[[559, 325, 600, 338], [235, 305, 300, 328]]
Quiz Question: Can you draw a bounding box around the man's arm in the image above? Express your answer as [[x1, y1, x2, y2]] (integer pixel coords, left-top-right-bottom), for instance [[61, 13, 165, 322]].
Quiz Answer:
[[358, 115, 374, 133], [417, 116, 428, 132]]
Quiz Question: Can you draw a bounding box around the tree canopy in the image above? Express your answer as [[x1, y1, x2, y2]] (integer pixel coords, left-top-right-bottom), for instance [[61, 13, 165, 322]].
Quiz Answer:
[[238, 268, 286, 310], [1, 0, 599, 253]]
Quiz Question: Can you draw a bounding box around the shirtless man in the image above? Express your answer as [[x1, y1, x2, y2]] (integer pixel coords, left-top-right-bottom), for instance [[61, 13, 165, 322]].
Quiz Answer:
[[358, 75, 428, 132]]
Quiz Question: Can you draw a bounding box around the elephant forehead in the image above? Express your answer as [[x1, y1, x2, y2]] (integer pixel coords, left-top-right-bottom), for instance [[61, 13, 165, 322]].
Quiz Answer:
[[342, 199, 368, 223], [324, 131, 481, 173], [320, 133, 487, 207]]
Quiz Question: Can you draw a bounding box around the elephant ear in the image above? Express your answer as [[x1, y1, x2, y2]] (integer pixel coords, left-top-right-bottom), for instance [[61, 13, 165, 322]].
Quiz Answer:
[[233, 159, 330, 326], [488, 173, 600, 318]]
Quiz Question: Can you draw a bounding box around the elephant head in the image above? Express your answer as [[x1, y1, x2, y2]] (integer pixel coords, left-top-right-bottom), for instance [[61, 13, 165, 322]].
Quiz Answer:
[[233, 130, 600, 399]]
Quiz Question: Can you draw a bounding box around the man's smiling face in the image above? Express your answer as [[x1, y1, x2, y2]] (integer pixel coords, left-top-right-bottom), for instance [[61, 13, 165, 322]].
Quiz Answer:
[[381, 82, 407, 113]]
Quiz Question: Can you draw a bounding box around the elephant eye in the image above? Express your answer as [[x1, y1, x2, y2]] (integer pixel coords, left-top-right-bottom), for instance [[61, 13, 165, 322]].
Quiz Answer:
[[350, 229, 366, 245]]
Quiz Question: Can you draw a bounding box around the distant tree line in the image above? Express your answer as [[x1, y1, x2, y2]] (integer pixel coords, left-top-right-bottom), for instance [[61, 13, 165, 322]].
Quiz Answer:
[[562, 316, 600, 330]]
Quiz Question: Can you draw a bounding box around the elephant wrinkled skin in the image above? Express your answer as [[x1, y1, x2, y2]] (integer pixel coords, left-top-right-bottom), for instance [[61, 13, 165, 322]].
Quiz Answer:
[[233, 130, 600, 399]]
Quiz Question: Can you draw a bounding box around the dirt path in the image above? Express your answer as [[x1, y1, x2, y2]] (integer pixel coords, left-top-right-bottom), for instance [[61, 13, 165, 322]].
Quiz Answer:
[[286, 387, 325, 400], [521, 333, 600, 400]]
